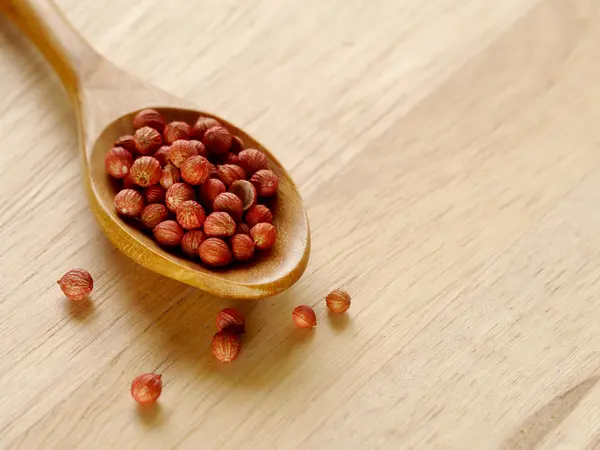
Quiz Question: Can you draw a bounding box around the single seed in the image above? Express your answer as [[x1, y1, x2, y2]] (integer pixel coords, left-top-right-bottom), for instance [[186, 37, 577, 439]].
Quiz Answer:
[[235, 223, 251, 236], [208, 162, 218, 178], [133, 109, 166, 132], [176, 200, 206, 230], [229, 135, 244, 154], [204, 212, 236, 237], [293, 305, 317, 328], [326, 289, 351, 313], [104, 147, 133, 179], [181, 155, 211, 185], [114, 135, 137, 153], [199, 238, 233, 267], [203, 126, 232, 155], [216, 308, 245, 334], [238, 149, 268, 175], [164, 121, 192, 144], [189, 140, 208, 158], [130, 156, 161, 187], [160, 164, 181, 190], [141, 203, 169, 229], [230, 234, 254, 261], [250, 169, 278, 197], [153, 220, 184, 247], [131, 373, 163, 404], [143, 185, 166, 204], [57, 269, 93, 301], [114, 189, 144, 217], [225, 153, 239, 165], [153, 146, 171, 166], [134, 126, 163, 155], [250, 223, 277, 250], [181, 230, 206, 258], [212, 331, 241, 363], [229, 180, 257, 211], [165, 183, 195, 212], [213, 192, 243, 222]]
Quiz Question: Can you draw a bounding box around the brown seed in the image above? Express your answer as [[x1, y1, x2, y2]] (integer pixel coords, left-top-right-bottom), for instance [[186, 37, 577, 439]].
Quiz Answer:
[[114, 135, 138, 153], [231, 234, 254, 261], [169, 140, 199, 167], [212, 331, 241, 363], [114, 189, 144, 217], [134, 126, 163, 155], [203, 126, 232, 155], [141, 203, 169, 229], [131, 373, 162, 405], [250, 169, 278, 197], [238, 149, 268, 175], [217, 164, 246, 187], [122, 174, 136, 190], [292, 305, 317, 328], [133, 109, 166, 132], [143, 185, 166, 204], [204, 212, 236, 237], [181, 230, 206, 258], [104, 147, 133, 179], [181, 155, 211, 185], [189, 140, 208, 158], [229, 135, 244, 154], [235, 223, 250, 236], [130, 156, 161, 187], [153, 220, 184, 247], [58, 269, 93, 301], [164, 121, 192, 144], [153, 146, 171, 166], [250, 223, 277, 250], [200, 238, 233, 267], [165, 183, 195, 212], [192, 116, 221, 140], [216, 308, 245, 334], [245, 204, 273, 228], [208, 162, 218, 179], [229, 180, 257, 211], [176, 200, 206, 230], [199, 178, 226, 207], [160, 164, 181, 189], [225, 153, 240, 165], [213, 192, 243, 222], [326, 289, 351, 314]]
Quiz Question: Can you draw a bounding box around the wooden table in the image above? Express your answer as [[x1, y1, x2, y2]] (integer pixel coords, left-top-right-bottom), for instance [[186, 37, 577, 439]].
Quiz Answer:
[[1, 0, 599, 448]]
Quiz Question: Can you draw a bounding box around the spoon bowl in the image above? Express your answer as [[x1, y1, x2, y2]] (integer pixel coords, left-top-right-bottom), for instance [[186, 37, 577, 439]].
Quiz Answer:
[[1, 0, 310, 299]]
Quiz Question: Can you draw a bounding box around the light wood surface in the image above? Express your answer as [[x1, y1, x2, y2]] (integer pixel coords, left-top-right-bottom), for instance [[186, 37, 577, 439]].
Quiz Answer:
[[0, 0, 310, 300], [0, 0, 599, 448]]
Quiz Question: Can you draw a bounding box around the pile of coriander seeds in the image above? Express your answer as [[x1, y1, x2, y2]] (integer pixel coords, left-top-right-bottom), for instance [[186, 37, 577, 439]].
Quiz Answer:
[[105, 109, 278, 267]]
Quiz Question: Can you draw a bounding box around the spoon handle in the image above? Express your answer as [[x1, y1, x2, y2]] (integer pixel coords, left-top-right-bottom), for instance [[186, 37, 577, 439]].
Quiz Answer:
[[0, 0, 99, 100]]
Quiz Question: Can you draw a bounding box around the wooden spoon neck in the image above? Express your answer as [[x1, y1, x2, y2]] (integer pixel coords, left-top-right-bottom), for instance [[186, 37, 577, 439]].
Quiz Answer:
[[1, 0, 166, 142], [0, 0, 99, 100], [2, 0, 196, 148]]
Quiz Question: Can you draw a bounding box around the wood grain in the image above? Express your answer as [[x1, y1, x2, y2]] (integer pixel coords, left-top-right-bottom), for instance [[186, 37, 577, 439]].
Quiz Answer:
[[1, 0, 599, 448]]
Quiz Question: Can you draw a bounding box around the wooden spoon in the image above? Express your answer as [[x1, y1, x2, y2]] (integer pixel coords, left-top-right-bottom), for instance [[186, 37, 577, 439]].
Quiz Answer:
[[0, 0, 310, 299]]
